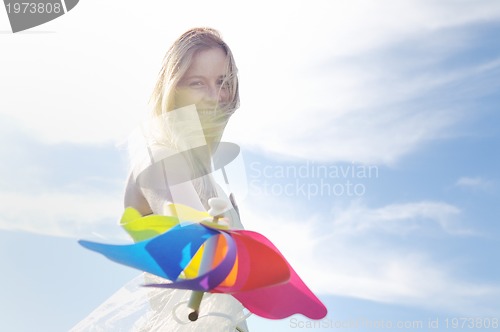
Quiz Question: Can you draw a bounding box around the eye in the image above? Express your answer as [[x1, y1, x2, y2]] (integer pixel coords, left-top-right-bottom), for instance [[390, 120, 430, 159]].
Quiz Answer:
[[188, 80, 204, 88], [217, 79, 229, 89]]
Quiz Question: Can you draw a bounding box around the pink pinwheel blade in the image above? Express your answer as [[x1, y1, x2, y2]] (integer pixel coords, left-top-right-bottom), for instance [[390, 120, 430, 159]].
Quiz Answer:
[[231, 231, 327, 320]]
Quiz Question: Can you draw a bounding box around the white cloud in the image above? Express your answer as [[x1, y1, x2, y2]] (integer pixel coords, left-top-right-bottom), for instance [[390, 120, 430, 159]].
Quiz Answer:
[[330, 200, 475, 236], [0, 190, 128, 241], [225, 1, 500, 164], [239, 195, 499, 315], [228, 42, 500, 164], [456, 176, 493, 190]]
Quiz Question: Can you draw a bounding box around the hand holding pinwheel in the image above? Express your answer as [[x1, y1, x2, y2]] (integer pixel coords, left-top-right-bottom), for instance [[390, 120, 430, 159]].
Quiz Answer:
[[187, 198, 230, 321], [79, 200, 327, 321]]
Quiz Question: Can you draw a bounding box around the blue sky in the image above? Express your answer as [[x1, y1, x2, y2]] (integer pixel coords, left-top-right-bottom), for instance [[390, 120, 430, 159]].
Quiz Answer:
[[1, 1, 500, 331]]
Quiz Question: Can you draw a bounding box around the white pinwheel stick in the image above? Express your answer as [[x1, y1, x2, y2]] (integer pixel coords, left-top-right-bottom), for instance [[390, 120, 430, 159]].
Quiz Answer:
[[187, 198, 228, 321]]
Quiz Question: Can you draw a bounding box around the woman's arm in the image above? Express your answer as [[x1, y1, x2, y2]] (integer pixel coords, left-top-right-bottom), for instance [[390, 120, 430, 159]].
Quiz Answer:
[[124, 173, 154, 216]]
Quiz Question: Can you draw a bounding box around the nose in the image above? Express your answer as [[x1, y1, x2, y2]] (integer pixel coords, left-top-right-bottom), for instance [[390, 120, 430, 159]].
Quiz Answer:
[[205, 84, 223, 103]]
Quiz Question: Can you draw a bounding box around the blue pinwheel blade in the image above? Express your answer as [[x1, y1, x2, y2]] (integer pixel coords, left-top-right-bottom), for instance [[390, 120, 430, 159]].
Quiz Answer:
[[79, 223, 218, 281], [79, 239, 167, 278]]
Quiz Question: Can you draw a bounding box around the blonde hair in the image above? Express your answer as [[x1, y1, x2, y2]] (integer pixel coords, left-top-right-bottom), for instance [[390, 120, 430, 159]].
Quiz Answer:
[[140, 28, 240, 210], [150, 27, 239, 117]]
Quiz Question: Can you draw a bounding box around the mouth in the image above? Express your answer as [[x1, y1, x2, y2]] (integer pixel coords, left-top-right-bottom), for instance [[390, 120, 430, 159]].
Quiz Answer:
[[197, 108, 218, 113], [197, 108, 229, 119], [196, 103, 229, 113]]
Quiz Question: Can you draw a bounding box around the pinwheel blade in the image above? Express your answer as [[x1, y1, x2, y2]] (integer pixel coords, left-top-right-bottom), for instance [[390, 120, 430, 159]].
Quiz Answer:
[[231, 231, 327, 320], [79, 223, 217, 281]]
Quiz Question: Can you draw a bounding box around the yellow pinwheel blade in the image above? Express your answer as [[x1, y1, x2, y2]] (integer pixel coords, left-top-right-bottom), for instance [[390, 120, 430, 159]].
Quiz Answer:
[[168, 203, 211, 222], [120, 207, 180, 242]]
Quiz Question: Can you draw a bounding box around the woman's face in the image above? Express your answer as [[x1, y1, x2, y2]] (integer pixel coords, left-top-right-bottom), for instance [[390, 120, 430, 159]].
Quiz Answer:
[[174, 47, 229, 111]]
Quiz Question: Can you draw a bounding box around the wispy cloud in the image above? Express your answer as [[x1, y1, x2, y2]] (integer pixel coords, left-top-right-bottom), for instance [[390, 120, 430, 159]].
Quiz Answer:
[[240, 195, 499, 315], [0, 190, 127, 241], [455, 176, 493, 190], [0, 121, 128, 240], [226, 1, 500, 165], [330, 200, 475, 236]]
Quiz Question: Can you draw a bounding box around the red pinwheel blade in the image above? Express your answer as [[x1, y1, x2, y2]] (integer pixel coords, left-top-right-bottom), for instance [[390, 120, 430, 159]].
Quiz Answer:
[[214, 231, 290, 292], [230, 231, 327, 320]]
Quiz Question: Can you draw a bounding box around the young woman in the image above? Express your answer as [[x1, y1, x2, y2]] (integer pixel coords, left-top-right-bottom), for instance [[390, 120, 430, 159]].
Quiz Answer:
[[125, 27, 241, 217], [72, 28, 249, 332]]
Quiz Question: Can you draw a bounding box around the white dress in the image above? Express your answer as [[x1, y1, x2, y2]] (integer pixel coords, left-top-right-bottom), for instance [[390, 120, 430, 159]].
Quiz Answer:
[[71, 141, 250, 332], [70, 273, 250, 331]]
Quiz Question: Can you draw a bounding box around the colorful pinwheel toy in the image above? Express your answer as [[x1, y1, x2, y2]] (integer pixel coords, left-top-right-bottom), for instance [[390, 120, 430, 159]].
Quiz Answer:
[[79, 199, 327, 321]]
